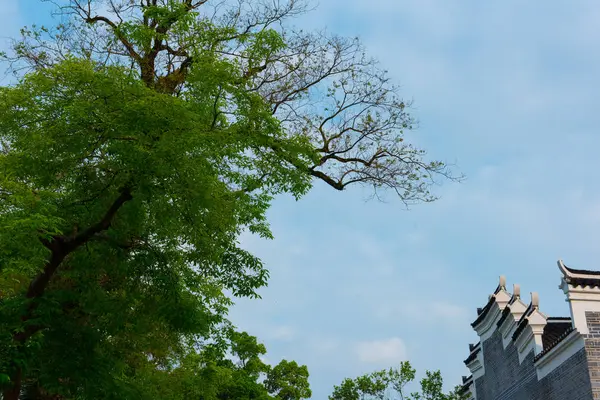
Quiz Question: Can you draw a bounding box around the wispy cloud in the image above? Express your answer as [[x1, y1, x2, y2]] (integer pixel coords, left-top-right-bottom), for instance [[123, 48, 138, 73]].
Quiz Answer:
[[0, 0, 21, 59], [271, 325, 296, 342], [307, 336, 341, 355], [430, 302, 469, 321], [355, 337, 408, 364], [0, 0, 20, 31]]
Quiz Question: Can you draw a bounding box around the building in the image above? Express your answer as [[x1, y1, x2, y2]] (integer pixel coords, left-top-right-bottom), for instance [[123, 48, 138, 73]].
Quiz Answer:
[[460, 260, 600, 400]]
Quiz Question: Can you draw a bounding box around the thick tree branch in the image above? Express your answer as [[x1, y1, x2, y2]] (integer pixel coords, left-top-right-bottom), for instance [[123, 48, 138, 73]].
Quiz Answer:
[[26, 187, 133, 315], [308, 168, 343, 190], [85, 16, 142, 63], [319, 151, 386, 167]]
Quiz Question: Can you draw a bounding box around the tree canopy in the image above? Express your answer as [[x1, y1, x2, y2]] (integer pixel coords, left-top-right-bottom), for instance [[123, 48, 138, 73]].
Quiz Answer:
[[329, 362, 467, 400], [0, 1, 459, 398]]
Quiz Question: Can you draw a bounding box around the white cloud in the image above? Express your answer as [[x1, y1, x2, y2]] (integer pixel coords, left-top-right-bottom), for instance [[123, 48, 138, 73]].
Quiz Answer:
[[354, 337, 407, 364], [376, 301, 470, 328], [307, 336, 341, 355], [271, 325, 296, 342], [0, 0, 19, 26], [0, 0, 20, 51], [430, 302, 469, 320]]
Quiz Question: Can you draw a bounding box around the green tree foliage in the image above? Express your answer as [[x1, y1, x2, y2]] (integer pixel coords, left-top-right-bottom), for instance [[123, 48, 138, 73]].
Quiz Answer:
[[329, 361, 467, 400], [0, 0, 459, 398], [112, 327, 310, 400], [264, 360, 311, 400], [0, 57, 307, 399]]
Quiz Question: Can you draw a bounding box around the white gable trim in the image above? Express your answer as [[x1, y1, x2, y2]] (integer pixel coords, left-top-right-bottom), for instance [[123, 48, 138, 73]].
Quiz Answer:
[[498, 298, 528, 349], [467, 383, 477, 400], [501, 318, 518, 349], [475, 289, 512, 341], [466, 348, 486, 380], [561, 280, 600, 335], [462, 376, 477, 400], [514, 327, 536, 364], [476, 303, 501, 342], [514, 301, 547, 364]]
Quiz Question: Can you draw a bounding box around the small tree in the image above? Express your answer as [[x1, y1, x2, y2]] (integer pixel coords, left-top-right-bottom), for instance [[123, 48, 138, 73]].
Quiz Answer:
[[265, 360, 312, 400]]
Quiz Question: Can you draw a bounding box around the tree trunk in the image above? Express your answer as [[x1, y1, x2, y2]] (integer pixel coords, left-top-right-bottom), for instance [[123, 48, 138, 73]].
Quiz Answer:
[[3, 367, 22, 400]]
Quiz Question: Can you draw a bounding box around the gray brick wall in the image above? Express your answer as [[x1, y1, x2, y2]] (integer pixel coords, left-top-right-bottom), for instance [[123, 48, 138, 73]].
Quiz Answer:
[[584, 312, 600, 399], [536, 349, 593, 400], [473, 329, 592, 400]]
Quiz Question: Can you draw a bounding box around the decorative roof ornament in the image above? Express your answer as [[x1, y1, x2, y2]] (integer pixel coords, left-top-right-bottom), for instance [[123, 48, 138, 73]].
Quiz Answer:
[[531, 292, 539, 309], [499, 275, 507, 289], [558, 259, 576, 280], [472, 276, 512, 336], [513, 284, 520, 298]]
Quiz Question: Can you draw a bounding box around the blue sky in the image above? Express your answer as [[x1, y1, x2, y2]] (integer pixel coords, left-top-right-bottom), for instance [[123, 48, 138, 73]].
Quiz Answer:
[[5, 0, 600, 398]]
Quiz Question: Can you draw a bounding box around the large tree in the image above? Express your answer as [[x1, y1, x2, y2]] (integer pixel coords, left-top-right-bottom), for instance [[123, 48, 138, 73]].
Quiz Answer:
[[0, 0, 458, 398]]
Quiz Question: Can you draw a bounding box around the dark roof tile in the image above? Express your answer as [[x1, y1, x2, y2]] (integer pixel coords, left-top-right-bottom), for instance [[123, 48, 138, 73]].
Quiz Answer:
[[542, 320, 572, 350], [562, 263, 600, 288], [496, 305, 512, 329], [471, 296, 496, 327], [459, 375, 473, 394], [464, 346, 481, 365], [563, 264, 600, 275], [534, 325, 576, 363], [511, 303, 534, 341], [472, 282, 510, 327]]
